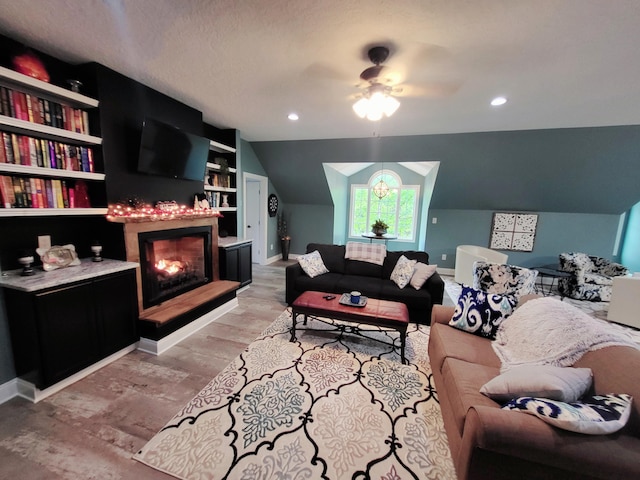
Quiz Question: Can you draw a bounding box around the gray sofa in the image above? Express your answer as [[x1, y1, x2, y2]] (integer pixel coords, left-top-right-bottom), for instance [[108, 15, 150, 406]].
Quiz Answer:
[[285, 243, 444, 324]]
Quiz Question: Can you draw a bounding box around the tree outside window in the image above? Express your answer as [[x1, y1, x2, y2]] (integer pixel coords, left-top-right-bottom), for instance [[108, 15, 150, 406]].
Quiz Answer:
[[350, 170, 420, 241]]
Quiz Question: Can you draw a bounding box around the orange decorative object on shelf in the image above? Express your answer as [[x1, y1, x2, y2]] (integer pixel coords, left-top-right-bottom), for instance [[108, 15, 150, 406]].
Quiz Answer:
[[12, 50, 50, 83]]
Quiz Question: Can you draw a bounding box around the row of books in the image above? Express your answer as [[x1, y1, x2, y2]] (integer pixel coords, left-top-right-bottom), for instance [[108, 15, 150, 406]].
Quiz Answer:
[[0, 85, 90, 135], [207, 172, 232, 188], [0, 131, 95, 172], [0, 175, 85, 209], [205, 191, 231, 208]]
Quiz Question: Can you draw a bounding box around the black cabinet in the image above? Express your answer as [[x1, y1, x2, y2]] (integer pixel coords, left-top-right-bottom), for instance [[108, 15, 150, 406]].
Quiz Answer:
[[219, 242, 252, 288], [4, 269, 138, 389]]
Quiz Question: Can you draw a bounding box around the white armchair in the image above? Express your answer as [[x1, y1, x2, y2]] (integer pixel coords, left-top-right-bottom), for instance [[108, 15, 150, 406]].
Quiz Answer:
[[454, 245, 508, 286]]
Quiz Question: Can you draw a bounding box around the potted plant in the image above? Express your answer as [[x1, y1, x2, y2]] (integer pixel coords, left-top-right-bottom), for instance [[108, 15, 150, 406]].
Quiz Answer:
[[371, 219, 389, 236], [278, 213, 291, 260]]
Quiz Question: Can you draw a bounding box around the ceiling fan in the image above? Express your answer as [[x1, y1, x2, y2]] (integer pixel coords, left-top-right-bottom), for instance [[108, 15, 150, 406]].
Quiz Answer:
[[352, 46, 403, 121]]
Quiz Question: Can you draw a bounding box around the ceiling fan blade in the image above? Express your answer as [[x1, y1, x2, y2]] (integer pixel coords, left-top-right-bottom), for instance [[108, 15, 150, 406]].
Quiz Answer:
[[395, 82, 462, 98]]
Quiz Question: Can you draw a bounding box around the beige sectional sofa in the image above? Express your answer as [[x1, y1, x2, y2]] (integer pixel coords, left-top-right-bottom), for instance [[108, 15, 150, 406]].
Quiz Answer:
[[429, 303, 640, 480]]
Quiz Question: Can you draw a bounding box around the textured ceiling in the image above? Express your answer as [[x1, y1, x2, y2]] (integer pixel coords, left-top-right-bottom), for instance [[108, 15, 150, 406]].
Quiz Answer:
[[1, 0, 640, 142]]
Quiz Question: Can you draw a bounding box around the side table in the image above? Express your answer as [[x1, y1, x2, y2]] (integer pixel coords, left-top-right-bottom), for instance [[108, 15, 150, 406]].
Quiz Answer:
[[534, 264, 571, 296], [361, 233, 397, 245]]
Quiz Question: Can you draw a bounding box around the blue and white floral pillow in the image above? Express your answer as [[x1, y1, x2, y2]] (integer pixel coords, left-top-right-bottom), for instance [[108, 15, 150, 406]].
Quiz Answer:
[[449, 286, 517, 339], [298, 250, 329, 278], [502, 394, 633, 435], [390, 255, 417, 289]]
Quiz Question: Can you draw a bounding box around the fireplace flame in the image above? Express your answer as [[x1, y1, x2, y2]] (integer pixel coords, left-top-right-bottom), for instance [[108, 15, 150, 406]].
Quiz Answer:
[[155, 259, 185, 275]]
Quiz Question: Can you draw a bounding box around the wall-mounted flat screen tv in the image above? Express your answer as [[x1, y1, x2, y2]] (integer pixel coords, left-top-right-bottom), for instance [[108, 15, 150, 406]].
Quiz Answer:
[[137, 118, 209, 182]]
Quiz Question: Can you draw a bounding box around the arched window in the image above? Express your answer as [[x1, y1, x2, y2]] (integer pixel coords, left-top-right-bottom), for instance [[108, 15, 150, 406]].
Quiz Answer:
[[349, 170, 420, 241]]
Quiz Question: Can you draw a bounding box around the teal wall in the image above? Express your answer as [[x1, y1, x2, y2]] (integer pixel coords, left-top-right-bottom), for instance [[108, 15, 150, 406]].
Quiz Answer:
[[426, 209, 623, 269], [343, 162, 427, 250], [240, 139, 293, 258], [323, 165, 348, 244], [621, 201, 640, 273], [250, 125, 640, 265]]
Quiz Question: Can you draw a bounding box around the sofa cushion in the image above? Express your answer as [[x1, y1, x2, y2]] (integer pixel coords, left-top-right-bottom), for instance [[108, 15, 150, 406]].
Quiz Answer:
[[480, 366, 593, 403], [441, 357, 500, 436], [382, 251, 430, 279], [429, 322, 501, 374], [379, 280, 432, 310], [306, 243, 346, 274], [335, 275, 383, 299], [294, 272, 344, 295], [297, 250, 329, 278], [449, 285, 517, 339], [410, 263, 437, 290], [390, 255, 417, 288], [345, 259, 383, 278], [502, 393, 633, 435], [574, 346, 640, 436]]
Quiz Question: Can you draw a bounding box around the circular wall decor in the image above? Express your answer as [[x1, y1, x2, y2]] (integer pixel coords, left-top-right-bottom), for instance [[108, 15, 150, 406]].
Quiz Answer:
[[268, 194, 279, 217]]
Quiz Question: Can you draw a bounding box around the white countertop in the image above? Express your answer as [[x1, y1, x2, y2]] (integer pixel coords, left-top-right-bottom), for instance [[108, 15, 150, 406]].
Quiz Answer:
[[0, 258, 139, 292], [218, 236, 252, 248]]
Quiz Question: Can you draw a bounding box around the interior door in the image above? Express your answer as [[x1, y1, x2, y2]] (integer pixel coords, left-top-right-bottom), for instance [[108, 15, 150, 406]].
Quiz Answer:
[[245, 179, 261, 262]]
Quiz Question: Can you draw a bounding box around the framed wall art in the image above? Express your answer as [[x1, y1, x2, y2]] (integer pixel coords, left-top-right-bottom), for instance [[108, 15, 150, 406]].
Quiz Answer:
[[489, 212, 538, 252]]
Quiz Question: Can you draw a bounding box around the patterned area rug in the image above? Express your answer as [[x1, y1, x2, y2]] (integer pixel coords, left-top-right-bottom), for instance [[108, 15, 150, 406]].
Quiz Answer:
[[134, 310, 455, 479]]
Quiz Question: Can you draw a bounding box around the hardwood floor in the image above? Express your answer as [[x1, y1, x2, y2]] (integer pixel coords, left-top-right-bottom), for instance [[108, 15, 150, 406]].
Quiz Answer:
[[0, 261, 295, 480], [0, 260, 452, 479]]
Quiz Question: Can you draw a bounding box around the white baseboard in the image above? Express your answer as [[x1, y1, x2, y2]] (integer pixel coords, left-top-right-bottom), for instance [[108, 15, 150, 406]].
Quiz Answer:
[[13, 343, 137, 404], [138, 297, 239, 356], [0, 378, 19, 405], [438, 267, 454, 276], [266, 253, 299, 264]]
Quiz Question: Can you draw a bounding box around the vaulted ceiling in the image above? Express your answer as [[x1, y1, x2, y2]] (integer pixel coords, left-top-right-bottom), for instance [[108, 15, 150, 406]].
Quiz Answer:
[[1, 0, 640, 142]]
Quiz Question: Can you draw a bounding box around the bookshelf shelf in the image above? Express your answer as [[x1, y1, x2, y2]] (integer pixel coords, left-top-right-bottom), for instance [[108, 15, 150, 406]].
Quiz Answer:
[[209, 140, 236, 154], [205, 162, 236, 173], [204, 185, 236, 193], [0, 207, 108, 217], [0, 66, 99, 109], [0, 62, 105, 216], [0, 115, 102, 145], [0, 163, 105, 180]]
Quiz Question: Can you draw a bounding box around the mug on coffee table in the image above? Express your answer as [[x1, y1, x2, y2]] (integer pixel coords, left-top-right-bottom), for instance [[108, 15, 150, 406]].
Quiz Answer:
[[350, 291, 361, 304]]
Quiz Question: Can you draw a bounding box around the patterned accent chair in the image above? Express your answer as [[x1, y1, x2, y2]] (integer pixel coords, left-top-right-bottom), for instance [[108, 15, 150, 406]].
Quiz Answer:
[[472, 261, 539, 298], [558, 252, 629, 302]]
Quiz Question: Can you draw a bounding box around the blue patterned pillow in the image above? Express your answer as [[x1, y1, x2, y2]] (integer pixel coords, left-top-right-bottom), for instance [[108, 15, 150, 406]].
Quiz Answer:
[[298, 250, 329, 278], [503, 394, 633, 435], [449, 286, 517, 339]]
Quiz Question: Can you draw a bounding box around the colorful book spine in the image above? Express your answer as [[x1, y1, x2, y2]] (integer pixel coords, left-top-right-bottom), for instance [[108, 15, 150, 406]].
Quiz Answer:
[[0, 175, 15, 207]]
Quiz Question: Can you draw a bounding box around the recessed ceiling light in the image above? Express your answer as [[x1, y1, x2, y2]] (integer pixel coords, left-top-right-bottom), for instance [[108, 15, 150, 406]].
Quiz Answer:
[[288, 113, 299, 121], [491, 96, 507, 106]]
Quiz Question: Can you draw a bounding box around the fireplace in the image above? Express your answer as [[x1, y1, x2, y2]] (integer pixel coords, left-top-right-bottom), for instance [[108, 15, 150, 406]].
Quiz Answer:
[[138, 226, 212, 308]]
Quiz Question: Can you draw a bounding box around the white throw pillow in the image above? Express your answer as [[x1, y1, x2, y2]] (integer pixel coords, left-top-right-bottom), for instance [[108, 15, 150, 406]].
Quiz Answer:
[[298, 250, 329, 278], [480, 366, 593, 403], [390, 255, 417, 289], [410, 263, 437, 290], [502, 393, 633, 435]]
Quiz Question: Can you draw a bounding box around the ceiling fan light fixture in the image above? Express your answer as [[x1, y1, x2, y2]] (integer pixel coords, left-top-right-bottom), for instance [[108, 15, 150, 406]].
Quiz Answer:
[[352, 85, 400, 121], [352, 97, 369, 118]]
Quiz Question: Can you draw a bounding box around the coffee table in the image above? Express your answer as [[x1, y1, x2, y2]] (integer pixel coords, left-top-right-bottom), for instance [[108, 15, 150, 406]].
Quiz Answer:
[[291, 290, 410, 363]]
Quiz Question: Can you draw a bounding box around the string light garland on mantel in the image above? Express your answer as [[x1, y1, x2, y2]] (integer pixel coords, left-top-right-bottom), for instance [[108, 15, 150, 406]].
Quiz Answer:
[[106, 203, 223, 223]]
